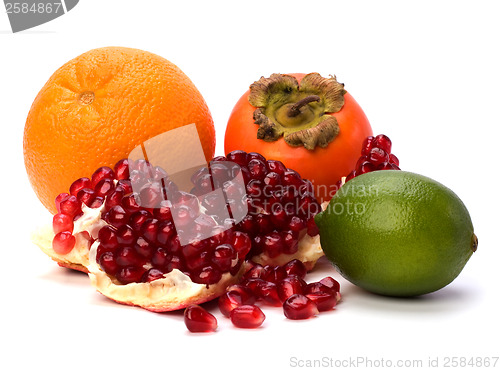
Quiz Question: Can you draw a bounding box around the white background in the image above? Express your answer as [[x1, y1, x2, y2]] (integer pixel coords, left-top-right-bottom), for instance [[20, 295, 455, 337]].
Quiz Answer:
[[1, 1, 499, 370]]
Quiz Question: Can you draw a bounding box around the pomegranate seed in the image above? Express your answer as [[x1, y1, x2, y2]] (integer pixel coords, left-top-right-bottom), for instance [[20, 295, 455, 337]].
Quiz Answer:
[[134, 237, 153, 259], [115, 225, 136, 246], [59, 195, 81, 218], [306, 291, 337, 312], [128, 210, 152, 231], [230, 231, 252, 258], [115, 246, 142, 267], [114, 159, 130, 180], [211, 244, 235, 272], [52, 213, 74, 234], [262, 232, 284, 258], [116, 266, 146, 284], [52, 231, 76, 254], [104, 189, 124, 212], [262, 265, 287, 283], [230, 305, 265, 329], [283, 294, 319, 320], [319, 276, 341, 292], [76, 188, 96, 207], [184, 305, 217, 333], [283, 170, 303, 188], [361, 135, 375, 155], [186, 251, 211, 272], [270, 204, 288, 229], [151, 247, 169, 268], [69, 177, 92, 196], [305, 282, 337, 296], [277, 275, 307, 302], [157, 221, 176, 245], [91, 166, 115, 188], [282, 230, 299, 254], [140, 218, 160, 243], [105, 205, 128, 228], [218, 291, 244, 317], [141, 268, 165, 282], [116, 179, 133, 195], [376, 162, 396, 170], [226, 150, 248, 167], [357, 161, 376, 174], [98, 226, 119, 250], [94, 178, 115, 198], [225, 284, 256, 305], [243, 264, 265, 280], [266, 160, 286, 176], [153, 200, 173, 221], [246, 152, 266, 162], [288, 216, 306, 233], [247, 159, 267, 180], [121, 194, 141, 214], [345, 171, 356, 182], [284, 259, 307, 279], [389, 153, 399, 166], [255, 214, 273, 235], [55, 193, 70, 213], [367, 147, 389, 166], [253, 280, 281, 306], [98, 251, 119, 275], [374, 134, 392, 153], [306, 217, 319, 236], [191, 265, 222, 285]]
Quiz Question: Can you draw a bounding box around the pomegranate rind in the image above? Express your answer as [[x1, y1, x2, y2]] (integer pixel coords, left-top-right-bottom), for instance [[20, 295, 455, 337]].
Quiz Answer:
[[31, 225, 90, 273], [87, 241, 247, 312]]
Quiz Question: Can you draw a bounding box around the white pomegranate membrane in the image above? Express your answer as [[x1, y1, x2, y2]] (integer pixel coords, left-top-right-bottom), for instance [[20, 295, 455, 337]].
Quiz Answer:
[[51, 150, 323, 288]]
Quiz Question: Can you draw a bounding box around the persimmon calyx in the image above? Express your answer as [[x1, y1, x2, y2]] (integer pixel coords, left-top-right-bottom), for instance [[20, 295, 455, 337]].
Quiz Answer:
[[248, 73, 346, 150]]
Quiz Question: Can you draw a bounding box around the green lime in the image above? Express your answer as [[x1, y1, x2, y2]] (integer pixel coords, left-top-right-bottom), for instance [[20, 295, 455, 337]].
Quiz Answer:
[[315, 171, 477, 297]]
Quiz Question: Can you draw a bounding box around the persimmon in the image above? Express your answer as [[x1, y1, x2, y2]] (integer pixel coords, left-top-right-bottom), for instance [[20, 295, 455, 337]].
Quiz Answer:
[[224, 73, 372, 203]]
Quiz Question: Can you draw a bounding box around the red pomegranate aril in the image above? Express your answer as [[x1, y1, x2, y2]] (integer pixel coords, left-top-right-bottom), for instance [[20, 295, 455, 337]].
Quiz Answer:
[[230, 231, 252, 258], [121, 194, 141, 214], [55, 193, 70, 213], [218, 291, 244, 317], [128, 210, 152, 231], [230, 305, 265, 329], [263, 232, 284, 258], [243, 264, 265, 280], [284, 259, 307, 279], [226, 150, 248, 167], [246, 152, 266, 162], [226, 284, 256, 305], [305, 282, 336, 296], [157, 221, 176, 245], [367, 147, 389, 166], [255, 214, 273, 235], [98, 251, 119, 275], [288, 216, 306, 234], [283, 170, 303, 188], [358, 161, 376, 174], [173, 205, 198, 228], [104, 189, 124, 212], [141, 268, 165, 283], [283, 294, 319, 320], [115, 246, 142, 267], [345, 171, 356, 182], [151, 247, 169, 268], [254, 280, 281, 306], [319, 276, 341, 292], [94, 178, 115, 198], [89, 196, 104, 209], [277, 275, 307, 302], [374, 134, 392, 153], [105, 205, 128, 228], [184, 305, 217, 333], [165, 254, 184, 272], [361, 135, 375, 155], [114, 159, 130, 180], [266, 160, 286, 176], [53, 213, 74, 234], [168, 235, 182, 254], [186, 251, 211, 272], [270, 204, 288, 229], [262, 265, 287, 283], [59, 195, 81, 218], [389, 153, 399, 166], [211, 244, 235, 272], [182, 239, 207, 260], [116, 225, 136, 246], [91, 166, 115, 188], [52, 231, 76, 254], [116, 179, 133, 195], [139, 182, 164, 209], [306, 292, 337, 312], [247, 159, 267, 180], [76, 188, 96, 207], [140, 218, 159, 243], [116, 266, 146, 284], [134, 237, 153, 259], [191, 265, 222, 285], [282, 230, 299, 254], [376, 162, 396, 170], [98, 226, 119, 250], [153, 200, 173, 221], [306, 217, 319, 237], [69, 177, 92, 196]]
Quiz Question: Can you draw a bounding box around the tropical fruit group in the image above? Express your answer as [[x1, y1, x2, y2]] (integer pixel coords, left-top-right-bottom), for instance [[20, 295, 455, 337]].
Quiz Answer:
[[316, 170, 477, 297]]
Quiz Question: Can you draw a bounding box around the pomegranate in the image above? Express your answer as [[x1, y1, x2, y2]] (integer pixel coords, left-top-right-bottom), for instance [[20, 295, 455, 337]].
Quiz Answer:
[[283, 294, 319, 320], [230, 305, 266, 328], [32, 150, 324, 312], [184, 305, 218, 333]]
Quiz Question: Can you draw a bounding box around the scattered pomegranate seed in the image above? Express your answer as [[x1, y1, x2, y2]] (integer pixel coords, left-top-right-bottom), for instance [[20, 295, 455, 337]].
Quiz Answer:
[[306, 291, 337, 312], [218, 291, 245, 317], [283, 294, 319, 320], [184, 305, 218, 333], [230, 305, 266, 328]]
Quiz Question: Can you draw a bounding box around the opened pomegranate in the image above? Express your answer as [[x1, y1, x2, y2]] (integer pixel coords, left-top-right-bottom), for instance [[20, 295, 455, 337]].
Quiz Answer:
[[33, 150, 324, 312]]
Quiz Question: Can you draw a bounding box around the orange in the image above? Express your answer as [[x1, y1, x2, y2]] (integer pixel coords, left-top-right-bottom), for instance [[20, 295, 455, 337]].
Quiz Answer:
[[23, 47, 215, 214]]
